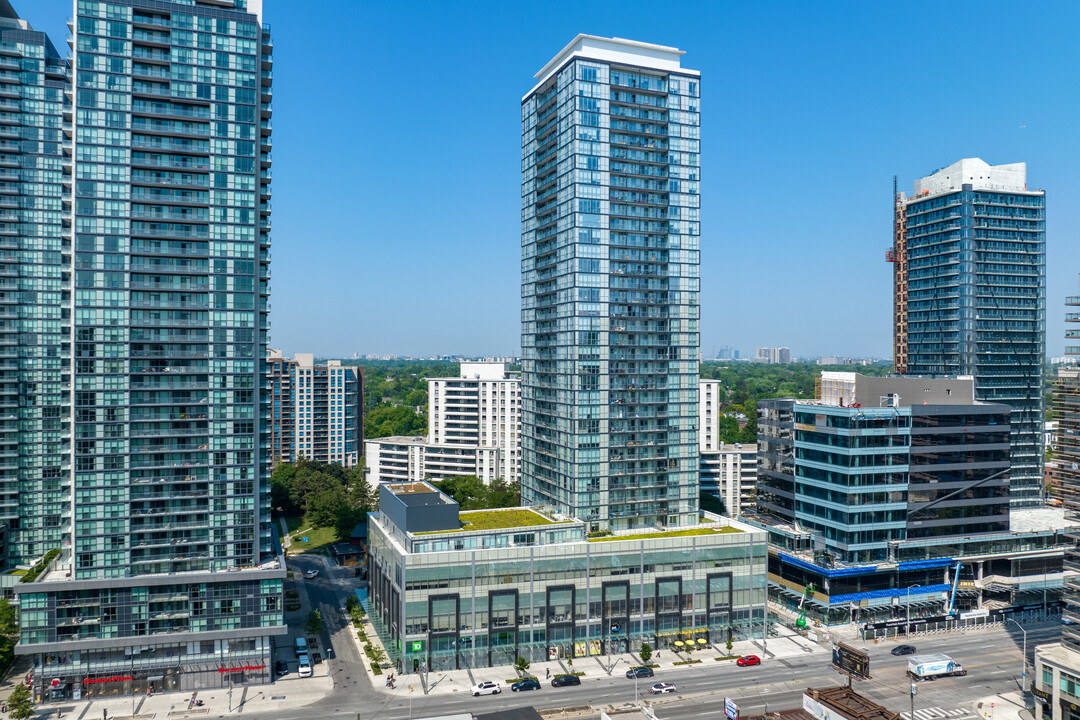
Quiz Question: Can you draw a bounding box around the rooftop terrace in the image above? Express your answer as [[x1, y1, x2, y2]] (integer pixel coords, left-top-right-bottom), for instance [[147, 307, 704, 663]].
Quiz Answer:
[[413, 507, 575, 535]]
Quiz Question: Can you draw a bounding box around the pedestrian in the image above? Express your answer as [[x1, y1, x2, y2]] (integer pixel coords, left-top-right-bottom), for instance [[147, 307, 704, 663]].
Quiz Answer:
[[546, 668, 550, 679]]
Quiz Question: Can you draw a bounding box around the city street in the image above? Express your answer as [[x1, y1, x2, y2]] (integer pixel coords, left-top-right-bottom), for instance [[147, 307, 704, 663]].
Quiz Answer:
[[236, 572, 1062, 720]]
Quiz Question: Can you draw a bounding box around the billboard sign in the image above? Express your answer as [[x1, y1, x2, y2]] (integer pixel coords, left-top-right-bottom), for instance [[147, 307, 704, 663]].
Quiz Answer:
[[831, 642, 871, 681], [725, 697, 739, 720]]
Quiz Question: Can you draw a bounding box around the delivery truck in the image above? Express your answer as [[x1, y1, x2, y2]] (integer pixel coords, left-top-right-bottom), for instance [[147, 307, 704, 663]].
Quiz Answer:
[[907, 654, 966, 680]]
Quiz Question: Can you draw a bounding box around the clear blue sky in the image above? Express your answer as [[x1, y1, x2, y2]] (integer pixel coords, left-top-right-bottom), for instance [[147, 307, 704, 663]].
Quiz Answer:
[[23, 1, 1080, 359]]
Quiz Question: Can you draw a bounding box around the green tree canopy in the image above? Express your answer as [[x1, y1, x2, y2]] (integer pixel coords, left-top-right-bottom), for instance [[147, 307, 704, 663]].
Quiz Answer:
[[433, 476, 521, 510]]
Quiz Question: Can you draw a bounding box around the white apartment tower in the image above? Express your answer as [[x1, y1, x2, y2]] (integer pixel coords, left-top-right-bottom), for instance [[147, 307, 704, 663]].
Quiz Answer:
[[698, 379, 756, 517], [366, 362, 521, 486]]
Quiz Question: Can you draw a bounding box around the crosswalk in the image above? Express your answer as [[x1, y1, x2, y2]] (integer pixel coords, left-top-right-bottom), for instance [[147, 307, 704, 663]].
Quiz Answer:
[[901, 707, 979, 720]]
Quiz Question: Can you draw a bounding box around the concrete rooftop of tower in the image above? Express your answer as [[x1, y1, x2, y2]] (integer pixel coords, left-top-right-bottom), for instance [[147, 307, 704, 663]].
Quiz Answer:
[[527, 34, 698, 99], [913, 158, 1039, 197]]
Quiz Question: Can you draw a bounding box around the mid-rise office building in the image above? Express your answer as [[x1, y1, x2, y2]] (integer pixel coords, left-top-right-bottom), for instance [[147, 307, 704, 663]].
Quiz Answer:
[[365, 362, 520, 485], [267, 350, 363, 467], [1035, 277, 1080, 720], [520, 35, 701, 531], [366, 481, 766, 675], [13, 0, 284, 703], [891, 159, 1046, 506], [751, 372, 1077, 630], [757, 372, 1011, 564], [755, 347, 790, 364]]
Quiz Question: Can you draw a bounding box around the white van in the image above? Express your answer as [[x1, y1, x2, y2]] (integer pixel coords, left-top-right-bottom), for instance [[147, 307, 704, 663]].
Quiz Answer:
[[297, 654, 312, 678], [294, 637, 308, 657]]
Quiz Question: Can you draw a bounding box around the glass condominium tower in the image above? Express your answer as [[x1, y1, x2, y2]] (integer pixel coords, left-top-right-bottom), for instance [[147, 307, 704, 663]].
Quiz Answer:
[[892, 158, 1046, 506], [0, 3, 69, 570], [13, 0, 284, 701], [521, 35, 701, 531]]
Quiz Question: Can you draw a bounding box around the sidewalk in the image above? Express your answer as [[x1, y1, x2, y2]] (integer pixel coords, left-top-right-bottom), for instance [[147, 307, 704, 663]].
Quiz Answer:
[[362, 623, 830, 698], [33, 672, 335, 720], [973, 692, 1034, 720]]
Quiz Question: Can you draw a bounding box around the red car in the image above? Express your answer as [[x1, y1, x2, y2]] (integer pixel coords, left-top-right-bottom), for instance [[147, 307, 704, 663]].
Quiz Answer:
[[736, 655, 761, 667]]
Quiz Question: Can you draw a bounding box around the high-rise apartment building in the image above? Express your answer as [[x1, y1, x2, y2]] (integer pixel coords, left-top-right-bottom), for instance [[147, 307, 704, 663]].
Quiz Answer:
[[12, 0, 284, 702], [755, 347, 790, 364], [0, 3, 69, 571], [267, 351, 363, 467], [365, 362, 520, 485], [430, 361, 520, 482], [891, 158, 1046, 506], [520, 35, 701, 531]]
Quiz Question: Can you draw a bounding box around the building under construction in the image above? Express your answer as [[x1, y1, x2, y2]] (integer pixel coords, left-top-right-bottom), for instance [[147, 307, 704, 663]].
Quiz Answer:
[[887, 158, 1046, 507]]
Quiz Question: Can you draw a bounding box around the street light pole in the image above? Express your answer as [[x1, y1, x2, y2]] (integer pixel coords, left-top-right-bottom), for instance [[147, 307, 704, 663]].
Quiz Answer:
[[1007, 618, 1027, 689], [906, 585, 920, 638]]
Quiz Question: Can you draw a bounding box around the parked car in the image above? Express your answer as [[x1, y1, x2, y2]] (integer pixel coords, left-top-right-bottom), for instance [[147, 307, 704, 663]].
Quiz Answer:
[[650, 682, 677, 694], [305, 569, 319, 579], [891, 645, 917, 656], [511, 678, 541, 692], [551, 674, 581, 687], [736, 655, 761, 667], [626, 666, 654, 679], [274, 660, 288, 677], [471, 681, 501, 696], [297, 654, 312, 678]]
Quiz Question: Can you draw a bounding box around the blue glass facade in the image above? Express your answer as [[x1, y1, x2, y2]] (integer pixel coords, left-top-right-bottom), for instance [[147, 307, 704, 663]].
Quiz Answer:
[[757, 389, 1011, 563], [521, 37, 701, 531], [902, 184, 1046, 506], [0, 9, 69, 568], [10, 0, 284, 701]]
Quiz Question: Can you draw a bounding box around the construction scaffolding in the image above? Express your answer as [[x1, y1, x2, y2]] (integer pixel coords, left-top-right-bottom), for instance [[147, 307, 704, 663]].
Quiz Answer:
[[889, 176, 909, 374]]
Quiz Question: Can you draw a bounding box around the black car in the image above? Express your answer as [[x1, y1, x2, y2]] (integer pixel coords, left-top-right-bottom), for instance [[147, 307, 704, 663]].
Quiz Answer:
[[274, 660, 288, 677], [891, 645, 917, 656], [626, 666, 654, 679], [511, 679, 541, 692], [551, 674, 581, 687]]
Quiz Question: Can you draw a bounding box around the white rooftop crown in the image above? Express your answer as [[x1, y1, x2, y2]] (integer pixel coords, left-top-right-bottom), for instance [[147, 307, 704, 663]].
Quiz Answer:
[[530, 34, 697, 96], [914, 158, 1029, 196]]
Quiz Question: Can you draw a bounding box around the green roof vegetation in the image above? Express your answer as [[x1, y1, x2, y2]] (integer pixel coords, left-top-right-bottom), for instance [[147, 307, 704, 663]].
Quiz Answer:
[[589, 526, 742, 542], [414, 508, 571, 535]]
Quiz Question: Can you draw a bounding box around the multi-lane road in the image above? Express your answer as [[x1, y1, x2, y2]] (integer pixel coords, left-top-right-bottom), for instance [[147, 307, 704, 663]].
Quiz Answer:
[[286, 555, 1055, 720]]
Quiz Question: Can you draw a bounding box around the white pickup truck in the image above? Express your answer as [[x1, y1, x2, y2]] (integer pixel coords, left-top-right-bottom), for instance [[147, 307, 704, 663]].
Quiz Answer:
[[908, 654, 966, 681]]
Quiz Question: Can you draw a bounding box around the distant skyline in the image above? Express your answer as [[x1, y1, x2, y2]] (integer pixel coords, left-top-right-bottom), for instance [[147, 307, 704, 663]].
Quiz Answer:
[[22, 1, 1080, 358]]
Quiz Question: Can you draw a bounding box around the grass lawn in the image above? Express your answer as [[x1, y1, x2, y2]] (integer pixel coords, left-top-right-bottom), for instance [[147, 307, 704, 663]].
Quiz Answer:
[[288, 523, 338, 554], [414, 508, 569, 534], [589, 526, 742, 542], [284, 516, 304, 534]]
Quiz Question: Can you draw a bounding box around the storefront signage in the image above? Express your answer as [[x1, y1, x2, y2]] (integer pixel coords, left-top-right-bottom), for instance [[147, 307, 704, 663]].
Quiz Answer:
[[960, 609, 989, 620], [1032, 687, 1051, 701], [864, 614, 955, 631], [217, 665, 265, 674], [408, 641, 423, 652], [83, 676, 133, 685]]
